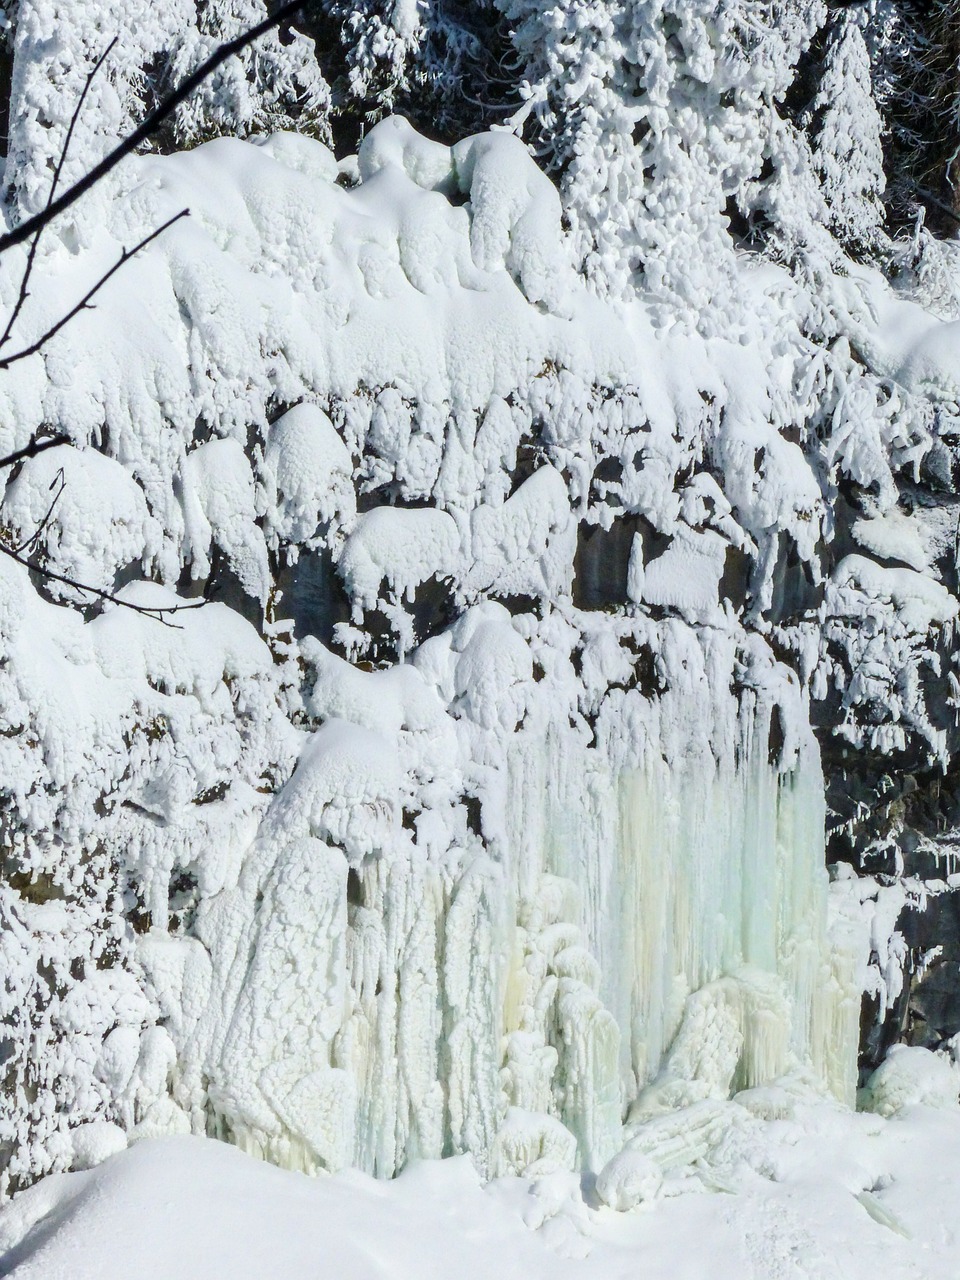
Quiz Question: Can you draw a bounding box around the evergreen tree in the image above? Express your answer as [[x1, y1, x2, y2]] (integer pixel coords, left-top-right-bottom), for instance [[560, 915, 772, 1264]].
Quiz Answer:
[[810, 8, 886, 253], [166, 0, 331, 148], [292, 0, 513, 151], [492, 0, 828, 324], [3, 0, 191, 221], [874, 0, 960, 235]]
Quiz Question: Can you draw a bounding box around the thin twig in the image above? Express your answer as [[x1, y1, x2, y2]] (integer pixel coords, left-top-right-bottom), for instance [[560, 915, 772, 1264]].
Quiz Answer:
[[11, 466, 64, 553], [0, 432, 69, 471], [0, 539, 206, 626], [0, 37, 119, 352], [0, 209, 189, 369], [47, 38, 120, 209], [0, 0, 314, 256]]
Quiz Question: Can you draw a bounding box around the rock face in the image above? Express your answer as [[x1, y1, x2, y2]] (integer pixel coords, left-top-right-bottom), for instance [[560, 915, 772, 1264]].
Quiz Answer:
[[809, 472, 960, 1074], [0, 97, 958, 1193]]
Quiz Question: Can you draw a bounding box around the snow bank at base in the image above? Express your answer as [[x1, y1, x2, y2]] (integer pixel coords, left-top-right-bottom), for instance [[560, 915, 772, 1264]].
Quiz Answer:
[[3, 1094, 960, 1280]]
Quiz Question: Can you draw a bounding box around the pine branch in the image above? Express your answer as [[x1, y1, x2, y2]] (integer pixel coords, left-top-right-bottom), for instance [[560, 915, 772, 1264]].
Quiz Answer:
[[0, 209, 189, 370], [0, 0, 315, 257]]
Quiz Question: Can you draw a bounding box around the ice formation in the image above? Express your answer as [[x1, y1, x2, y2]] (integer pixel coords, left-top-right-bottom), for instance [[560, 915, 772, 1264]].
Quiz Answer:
[[0, 103, 957, 1197]]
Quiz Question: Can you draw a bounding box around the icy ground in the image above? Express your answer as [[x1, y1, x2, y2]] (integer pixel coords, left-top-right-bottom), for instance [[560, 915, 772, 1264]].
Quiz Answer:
[[2, 1087, 960, 1280]]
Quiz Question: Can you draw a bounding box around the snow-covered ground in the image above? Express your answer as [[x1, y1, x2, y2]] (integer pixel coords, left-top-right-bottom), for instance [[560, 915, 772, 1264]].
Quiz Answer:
[[2, 1087, 959, 1280]]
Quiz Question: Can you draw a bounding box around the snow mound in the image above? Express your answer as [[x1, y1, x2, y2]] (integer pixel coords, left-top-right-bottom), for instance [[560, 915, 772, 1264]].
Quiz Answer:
[[263, 402, 355, 548], [2, 445, 154, 598], [860, 1045, 959, 1118], [338, 505, 459, 614], [6, 1108, 960, 1280], [269, 720, 401, 863]]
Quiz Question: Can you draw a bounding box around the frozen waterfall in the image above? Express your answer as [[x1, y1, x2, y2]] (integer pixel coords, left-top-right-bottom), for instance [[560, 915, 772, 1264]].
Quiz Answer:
[[142, 618, 861, 1182]]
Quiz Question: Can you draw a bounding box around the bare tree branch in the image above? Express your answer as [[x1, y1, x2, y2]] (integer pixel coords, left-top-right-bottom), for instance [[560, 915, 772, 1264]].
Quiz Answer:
[[0, 38, 120, 353], [0, 209, 189, 370], [0, 0, 314, 256], [0, 433, 70, 471], [10, 466, 65, 554], [0, 538, 206, 626]]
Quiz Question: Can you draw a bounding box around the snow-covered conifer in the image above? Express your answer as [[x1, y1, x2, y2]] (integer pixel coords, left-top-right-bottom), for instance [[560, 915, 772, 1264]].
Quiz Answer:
[[321, 0, 423, 115], [810, 9, 886, 252], [3, 0, 191, 220], [496, 0, 827, 327], [166, 0, 331, 147]]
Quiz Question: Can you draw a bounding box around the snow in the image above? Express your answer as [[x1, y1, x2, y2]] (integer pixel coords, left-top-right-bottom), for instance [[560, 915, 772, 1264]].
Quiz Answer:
[[4, 1097, 960, 1279], [2, 0, 960, 1269], [451, 130, 571, 314], [851, 509, 929, 572], [268, 720, 401, 863], [0, 81, 957, 1276], [832, 555, 957, 633], [262, 402, 355, 550], [638, 527, 727, 621], [1, 444, 155, 598], [358, 116, 455, 194], [182, 437, 269, 602], [860, 1044, 959, 1118], [338, 505, 459, 616]]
